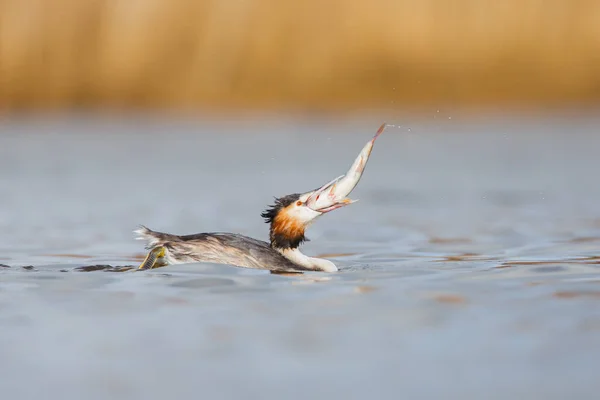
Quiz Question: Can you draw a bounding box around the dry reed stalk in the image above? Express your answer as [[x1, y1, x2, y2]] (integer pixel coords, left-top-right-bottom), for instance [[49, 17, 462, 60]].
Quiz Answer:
[[0, 0, 599, 111]]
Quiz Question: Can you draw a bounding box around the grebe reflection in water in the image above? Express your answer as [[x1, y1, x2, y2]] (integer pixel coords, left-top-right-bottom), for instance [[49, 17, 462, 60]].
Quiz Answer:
[[135, 123, 386, 273]]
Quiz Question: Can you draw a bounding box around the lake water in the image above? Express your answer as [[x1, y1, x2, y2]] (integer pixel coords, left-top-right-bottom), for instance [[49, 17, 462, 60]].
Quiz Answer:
[[1, 112, 599, 399]]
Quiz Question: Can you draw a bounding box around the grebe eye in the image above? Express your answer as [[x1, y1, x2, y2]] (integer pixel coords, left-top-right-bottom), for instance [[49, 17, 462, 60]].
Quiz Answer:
[[296, 201, 302, 206]]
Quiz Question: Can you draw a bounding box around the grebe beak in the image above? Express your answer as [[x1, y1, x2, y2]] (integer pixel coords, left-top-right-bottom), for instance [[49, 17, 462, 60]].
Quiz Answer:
[[305, 123, 386, 213]]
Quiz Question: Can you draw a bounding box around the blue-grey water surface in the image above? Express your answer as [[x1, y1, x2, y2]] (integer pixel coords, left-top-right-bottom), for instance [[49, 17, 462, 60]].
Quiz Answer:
[[1, 113, 600, 399]]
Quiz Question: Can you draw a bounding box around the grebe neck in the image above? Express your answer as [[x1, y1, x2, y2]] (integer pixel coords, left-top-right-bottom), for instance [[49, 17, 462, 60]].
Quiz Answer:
[[276, 247, 338, 272]]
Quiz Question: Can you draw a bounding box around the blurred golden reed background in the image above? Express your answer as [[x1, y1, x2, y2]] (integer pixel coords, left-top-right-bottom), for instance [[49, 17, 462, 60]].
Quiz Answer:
[[1, 0, 600, 112]]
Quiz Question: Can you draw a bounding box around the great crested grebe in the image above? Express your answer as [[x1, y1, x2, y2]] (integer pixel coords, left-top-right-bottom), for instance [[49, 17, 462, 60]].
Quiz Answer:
[[135, 123, 386, 273]]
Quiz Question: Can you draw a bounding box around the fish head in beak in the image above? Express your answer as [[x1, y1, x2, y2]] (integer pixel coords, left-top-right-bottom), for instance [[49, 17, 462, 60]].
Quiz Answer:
[[303, 177, 358, 214]]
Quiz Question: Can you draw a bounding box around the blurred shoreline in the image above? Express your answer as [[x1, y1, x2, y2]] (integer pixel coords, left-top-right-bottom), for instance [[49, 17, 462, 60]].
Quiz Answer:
[[1, 0, 600, 112]]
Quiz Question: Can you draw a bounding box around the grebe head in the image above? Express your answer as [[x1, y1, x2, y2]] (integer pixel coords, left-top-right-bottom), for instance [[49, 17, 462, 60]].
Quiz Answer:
[[261, 192, 326, 249]]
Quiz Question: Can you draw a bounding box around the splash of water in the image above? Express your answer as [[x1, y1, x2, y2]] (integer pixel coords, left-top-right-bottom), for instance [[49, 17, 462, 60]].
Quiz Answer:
[[385, 123, 411, 132]]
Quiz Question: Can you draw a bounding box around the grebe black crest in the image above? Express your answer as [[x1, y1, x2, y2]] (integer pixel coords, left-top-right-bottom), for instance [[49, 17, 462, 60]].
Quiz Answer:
[[135, 123, 386, 273]]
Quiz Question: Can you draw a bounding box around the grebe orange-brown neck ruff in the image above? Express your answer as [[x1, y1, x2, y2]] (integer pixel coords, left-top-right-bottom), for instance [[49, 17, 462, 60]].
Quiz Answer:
[[135, 123, 386, 273]]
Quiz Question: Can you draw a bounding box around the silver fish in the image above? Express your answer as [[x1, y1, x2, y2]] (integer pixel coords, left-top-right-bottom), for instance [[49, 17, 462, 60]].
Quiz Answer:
[[305, 123, 385, 213]]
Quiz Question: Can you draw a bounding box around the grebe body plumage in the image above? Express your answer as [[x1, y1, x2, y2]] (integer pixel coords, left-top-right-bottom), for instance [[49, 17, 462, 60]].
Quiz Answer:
[[135, 227, 321, 272]]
